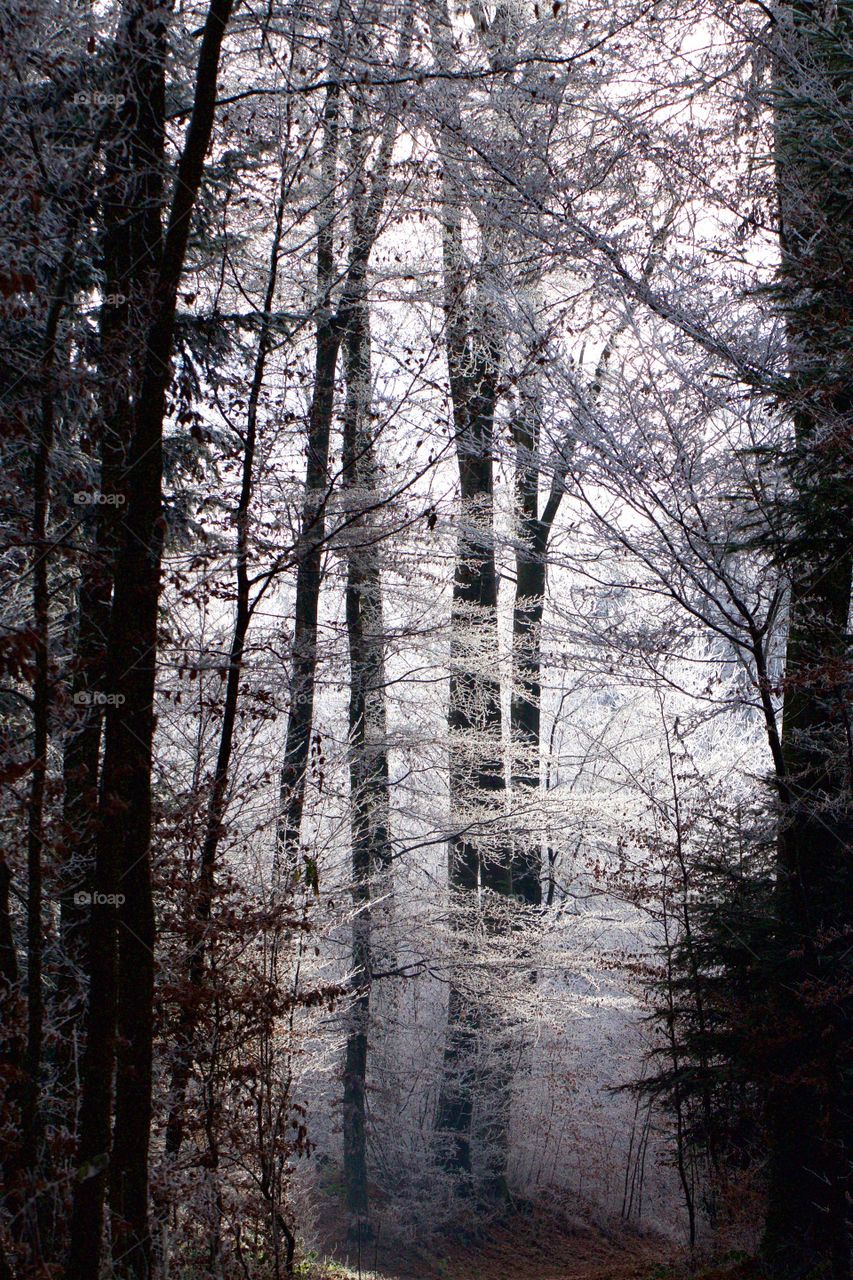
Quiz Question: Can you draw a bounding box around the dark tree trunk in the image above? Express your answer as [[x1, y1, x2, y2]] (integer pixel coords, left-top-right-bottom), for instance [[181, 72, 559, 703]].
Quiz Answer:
[[22, 378, 49, 1222], [764, 543, 853, 1280], [102, 10, 167, 1274], [509, 389, 558, 909], [430, 0, 506, 899], [56, 21, 142, 1109], [58, 574, 112, 1095], [276, 0, 407, 875], [438, 344, 514, 1198], [426, 0, 512, 1196], [277, 72, 341, 874], [8, 234, 78, 1269], [276, 319, 341, 867], [341, 272, 391, 1237], [66, 3, 233, 1276], [510, 318, 622, 913], [335, 23, 415, 1221], [64, 0, 168, 1262], [447, 359, 505, 896], [111, 3, 234, 1268], [430, 114, 511, 1198], [762, 8, 853, 1278], [434, 303, 506, 1189]]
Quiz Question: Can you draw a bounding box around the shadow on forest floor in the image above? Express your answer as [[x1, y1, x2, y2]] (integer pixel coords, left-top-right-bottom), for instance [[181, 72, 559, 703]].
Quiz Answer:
[[303, 1203, 763, 1280]]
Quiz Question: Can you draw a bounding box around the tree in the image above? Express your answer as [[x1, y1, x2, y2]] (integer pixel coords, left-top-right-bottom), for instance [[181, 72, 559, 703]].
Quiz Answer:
[[67, 3, 234, 1275], [761, 5, 853, 1276], [339, 4, 414, 1236]]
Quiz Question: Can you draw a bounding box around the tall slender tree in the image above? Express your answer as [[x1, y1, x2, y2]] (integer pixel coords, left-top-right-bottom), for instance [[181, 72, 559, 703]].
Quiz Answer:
[[276, 1, 407, 873]]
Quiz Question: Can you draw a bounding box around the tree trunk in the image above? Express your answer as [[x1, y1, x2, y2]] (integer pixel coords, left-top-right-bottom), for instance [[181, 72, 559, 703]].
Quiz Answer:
[[341, 260, 391, 1237], [277, 0, 408, 878], [762, 7, 853, 1277], [276, 69, 341, 875], [428, 0, 512, 1197], [509, 388, 551, 908], [11, 233, 78, 1269], [432, 141, 509, 1199], [66, 3, 233, 1276], [56, 20, 144, 1112], [764, 545, 852, 1280], [434, 297, 507, 1192]]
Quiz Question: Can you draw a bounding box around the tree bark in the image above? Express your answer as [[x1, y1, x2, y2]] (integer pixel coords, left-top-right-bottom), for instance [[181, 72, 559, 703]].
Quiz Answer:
[[341, 244, 392, 1239], [762, 7, 853, 1277], [509, 385, 555, 909], [9, 232, 78, 1269], [428, 0, 511, 1197], [66, 2, 233, 1276], [56, 0, 149, 1123], [335, 9, 416, 1222], [434, 256, 506, 1191], [276, 67, 342, 875]]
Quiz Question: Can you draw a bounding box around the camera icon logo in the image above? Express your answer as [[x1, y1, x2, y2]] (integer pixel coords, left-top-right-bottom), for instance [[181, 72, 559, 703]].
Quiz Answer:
[[73, 891, 125, 907], [72, 691, 126, 706]]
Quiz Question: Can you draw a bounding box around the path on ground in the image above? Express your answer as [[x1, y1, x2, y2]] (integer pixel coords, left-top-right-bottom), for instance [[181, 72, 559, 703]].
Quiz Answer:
[[320, 1212, 668, 1280]]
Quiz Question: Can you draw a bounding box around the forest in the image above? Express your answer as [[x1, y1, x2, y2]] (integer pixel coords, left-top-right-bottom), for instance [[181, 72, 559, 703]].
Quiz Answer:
[[0, 1, 850, 1279]]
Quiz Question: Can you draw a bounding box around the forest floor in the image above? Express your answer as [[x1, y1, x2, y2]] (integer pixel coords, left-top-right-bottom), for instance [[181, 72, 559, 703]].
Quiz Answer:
[[303, 1204, 761, 1280]]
